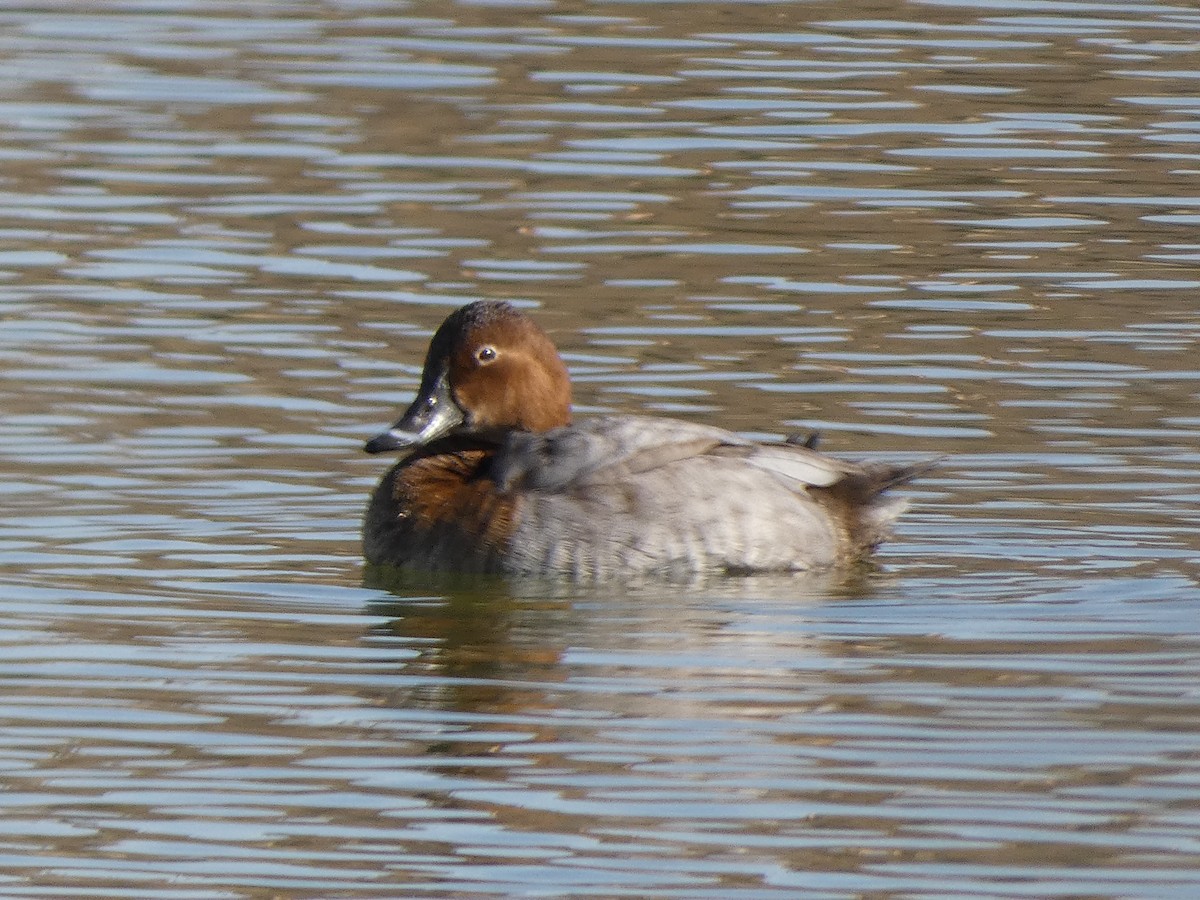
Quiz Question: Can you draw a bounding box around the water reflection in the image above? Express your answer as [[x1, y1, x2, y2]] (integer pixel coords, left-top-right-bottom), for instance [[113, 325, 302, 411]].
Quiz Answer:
[[350, 572, 1200, 896], [1, 0, 1200, 895]]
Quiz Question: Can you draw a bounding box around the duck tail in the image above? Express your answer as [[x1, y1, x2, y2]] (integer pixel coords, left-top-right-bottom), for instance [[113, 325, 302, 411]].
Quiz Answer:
[[813, 458, 939, 556]]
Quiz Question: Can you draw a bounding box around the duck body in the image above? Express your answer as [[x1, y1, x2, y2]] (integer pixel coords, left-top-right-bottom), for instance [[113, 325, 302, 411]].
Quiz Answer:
[[363, 301, 927, 580]]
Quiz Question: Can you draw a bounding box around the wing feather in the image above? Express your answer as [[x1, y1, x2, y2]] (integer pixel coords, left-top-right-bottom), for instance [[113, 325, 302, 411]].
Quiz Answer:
[[493, 415, 851, 493]]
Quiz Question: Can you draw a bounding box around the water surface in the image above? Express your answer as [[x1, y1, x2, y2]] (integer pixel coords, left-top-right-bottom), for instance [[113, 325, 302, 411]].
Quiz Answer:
[[1, 0, 1200, 896]]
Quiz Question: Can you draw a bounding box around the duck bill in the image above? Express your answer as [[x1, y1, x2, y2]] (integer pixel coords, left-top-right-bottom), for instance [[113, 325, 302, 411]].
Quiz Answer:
[[364, 368, 464, 454]]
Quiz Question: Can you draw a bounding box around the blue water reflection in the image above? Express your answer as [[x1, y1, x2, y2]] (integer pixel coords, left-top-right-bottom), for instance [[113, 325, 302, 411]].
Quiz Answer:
[[0, 0, 1199, 896]]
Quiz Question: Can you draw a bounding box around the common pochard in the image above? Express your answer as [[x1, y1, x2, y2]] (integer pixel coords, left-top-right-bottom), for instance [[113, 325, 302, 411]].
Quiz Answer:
[[363, 300, 929, 580]]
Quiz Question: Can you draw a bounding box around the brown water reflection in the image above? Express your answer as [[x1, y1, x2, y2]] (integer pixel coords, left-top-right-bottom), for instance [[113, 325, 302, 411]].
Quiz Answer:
[[1, 0, 1200, 896]]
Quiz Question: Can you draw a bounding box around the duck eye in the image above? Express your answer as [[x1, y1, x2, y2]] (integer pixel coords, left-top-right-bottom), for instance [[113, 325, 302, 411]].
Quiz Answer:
[[475, 345, 498, 364]]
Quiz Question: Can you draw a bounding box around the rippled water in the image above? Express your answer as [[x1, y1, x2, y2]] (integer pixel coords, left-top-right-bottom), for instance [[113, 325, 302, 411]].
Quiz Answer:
[[2, 0, 1200, 896]]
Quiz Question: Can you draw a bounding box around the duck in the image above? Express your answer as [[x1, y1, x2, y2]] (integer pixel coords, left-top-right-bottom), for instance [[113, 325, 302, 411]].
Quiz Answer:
[[363, 300, 930, 580]]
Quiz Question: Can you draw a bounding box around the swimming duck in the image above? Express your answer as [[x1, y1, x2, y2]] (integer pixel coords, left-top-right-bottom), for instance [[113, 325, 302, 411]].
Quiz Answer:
[[363, 300, 928, 580]]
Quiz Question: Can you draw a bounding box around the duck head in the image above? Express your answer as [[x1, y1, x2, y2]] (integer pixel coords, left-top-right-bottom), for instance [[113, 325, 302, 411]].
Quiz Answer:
[[365, 300, 572, 453]]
